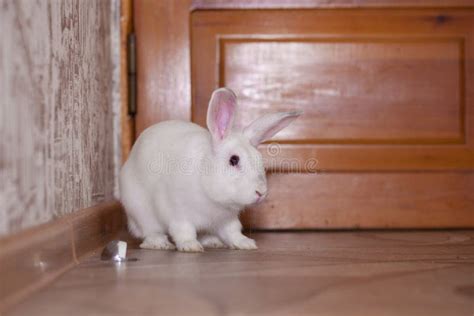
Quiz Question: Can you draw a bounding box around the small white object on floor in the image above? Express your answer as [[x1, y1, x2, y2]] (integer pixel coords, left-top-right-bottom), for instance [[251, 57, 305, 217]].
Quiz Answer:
[[117, 240, 127, 258], [101, 240, 129, 262]]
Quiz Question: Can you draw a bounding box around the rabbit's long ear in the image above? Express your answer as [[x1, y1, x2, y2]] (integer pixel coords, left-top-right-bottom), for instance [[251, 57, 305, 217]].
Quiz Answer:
[[207, 88, 237, 142], [243, 111, 302, 146]]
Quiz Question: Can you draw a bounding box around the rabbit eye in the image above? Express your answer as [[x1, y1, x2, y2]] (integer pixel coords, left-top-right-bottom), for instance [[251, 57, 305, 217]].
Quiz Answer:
[[229, 155, 240, 166]]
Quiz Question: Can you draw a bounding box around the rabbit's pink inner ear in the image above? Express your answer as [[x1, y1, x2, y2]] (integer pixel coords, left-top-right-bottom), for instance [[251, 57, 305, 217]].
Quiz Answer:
[[215, 102, 233, 139], [207, 88, 237, 141]]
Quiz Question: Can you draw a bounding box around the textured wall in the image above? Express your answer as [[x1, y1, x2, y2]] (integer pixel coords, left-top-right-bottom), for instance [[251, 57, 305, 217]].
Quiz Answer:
[[0, 0, 120, 236]]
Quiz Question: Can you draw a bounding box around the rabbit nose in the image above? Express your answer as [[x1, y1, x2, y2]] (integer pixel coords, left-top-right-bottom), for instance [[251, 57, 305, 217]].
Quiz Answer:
[[255, 190, 263, 197]]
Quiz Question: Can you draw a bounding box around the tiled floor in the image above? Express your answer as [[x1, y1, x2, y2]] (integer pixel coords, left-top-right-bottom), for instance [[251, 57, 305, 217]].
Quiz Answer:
[[7, 231, 474, 316]]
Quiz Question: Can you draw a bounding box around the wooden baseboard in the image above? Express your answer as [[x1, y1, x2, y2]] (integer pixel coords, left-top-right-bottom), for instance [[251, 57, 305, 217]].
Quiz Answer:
[[0, 201, 124, 312]]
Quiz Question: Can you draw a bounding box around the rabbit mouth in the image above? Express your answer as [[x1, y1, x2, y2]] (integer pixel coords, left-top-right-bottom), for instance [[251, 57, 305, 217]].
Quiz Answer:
[[254, 194, 266, 204], [255, 196, 265, 204]]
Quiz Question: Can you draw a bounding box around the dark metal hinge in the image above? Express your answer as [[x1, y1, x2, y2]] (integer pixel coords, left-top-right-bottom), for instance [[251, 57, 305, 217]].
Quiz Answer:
[[127, 33, 137, 116]]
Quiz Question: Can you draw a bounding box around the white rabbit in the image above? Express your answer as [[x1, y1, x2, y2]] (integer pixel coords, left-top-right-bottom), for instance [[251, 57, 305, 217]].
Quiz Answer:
[[119, 88, 301, 252]]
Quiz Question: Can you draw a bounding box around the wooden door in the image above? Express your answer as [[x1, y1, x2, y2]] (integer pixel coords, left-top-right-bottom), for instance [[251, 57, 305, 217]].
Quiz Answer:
[[134, 0, 474, 229]]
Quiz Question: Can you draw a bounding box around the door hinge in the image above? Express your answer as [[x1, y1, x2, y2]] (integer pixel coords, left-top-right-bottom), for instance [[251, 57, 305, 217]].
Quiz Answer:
[[127, 32, 137, 116]]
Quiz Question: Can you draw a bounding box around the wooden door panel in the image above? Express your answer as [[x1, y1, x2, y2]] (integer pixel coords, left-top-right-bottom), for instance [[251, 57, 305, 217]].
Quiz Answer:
[[220, 38, 462, 144], [242, 172, 474, 229]]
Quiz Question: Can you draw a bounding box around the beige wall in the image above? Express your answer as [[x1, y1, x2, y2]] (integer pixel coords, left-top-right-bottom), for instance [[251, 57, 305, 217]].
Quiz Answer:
[[0, 0, 120, 236]]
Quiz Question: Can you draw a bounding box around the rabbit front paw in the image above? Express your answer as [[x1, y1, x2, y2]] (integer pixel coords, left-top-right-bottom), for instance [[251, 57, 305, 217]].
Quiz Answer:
[[176, 240, 204, 252], [228, 236, 258, 250], [140, 234, 176, 250], [199, 235, 227, 249]]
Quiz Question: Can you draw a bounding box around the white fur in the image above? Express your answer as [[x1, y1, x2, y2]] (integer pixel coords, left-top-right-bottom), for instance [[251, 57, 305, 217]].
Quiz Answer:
[[119, 88, 301, 252]]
